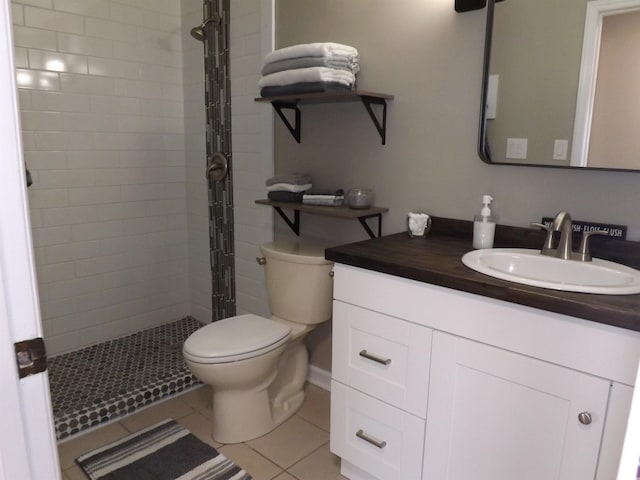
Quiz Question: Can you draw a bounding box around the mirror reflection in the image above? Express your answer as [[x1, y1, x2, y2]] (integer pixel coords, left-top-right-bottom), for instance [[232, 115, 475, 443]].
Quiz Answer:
[[480, 0, 640, 170]]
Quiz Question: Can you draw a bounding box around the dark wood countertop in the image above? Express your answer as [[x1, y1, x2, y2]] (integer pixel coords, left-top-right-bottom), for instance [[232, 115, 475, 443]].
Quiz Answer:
[[325, 217, 640, 332]]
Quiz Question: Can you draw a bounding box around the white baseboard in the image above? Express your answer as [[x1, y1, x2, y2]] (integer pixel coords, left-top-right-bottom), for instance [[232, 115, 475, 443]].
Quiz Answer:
[[307, 365, 331, 391]]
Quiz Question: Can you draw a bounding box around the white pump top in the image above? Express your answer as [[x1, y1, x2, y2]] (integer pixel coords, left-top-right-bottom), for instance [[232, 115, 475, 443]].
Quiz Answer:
[[480, 195, 494, 218]]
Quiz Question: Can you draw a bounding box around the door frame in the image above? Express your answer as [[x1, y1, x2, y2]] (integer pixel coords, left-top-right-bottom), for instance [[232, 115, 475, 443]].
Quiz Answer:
[[571, 0, 640, 166], [0, 0, 60, 477]]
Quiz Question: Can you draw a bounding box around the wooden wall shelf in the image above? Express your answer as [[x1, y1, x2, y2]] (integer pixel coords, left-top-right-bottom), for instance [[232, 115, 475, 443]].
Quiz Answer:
[[255, 90, 393, 144], [255, 199, 388, 238]]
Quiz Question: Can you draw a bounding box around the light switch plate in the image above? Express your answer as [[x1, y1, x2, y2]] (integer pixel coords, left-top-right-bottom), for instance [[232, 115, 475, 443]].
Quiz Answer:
[[506, 138, 527, 159], [553, 139, 569, 161]]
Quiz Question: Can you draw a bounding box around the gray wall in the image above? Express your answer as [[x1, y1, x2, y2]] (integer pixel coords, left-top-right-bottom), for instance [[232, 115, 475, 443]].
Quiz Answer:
[[274, 0, 640, 240], [273, 0, 640, 371]]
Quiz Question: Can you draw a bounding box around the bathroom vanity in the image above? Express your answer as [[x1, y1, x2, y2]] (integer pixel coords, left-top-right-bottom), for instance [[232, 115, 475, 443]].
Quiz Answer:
[[325, 219, 640, 480]]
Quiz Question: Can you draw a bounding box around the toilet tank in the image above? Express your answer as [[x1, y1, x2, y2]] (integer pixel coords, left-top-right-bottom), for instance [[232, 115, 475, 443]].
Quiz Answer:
[[260, 239, 334, 325]]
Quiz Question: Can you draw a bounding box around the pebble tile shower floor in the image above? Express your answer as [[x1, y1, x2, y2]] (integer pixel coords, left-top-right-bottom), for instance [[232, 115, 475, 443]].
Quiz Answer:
[[48, 317, 204, 441]]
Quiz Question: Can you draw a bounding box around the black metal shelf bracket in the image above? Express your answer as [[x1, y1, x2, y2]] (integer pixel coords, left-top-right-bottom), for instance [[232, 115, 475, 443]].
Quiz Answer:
[[269, 95, 389, 145], [273, 206, 300, 235], [270, 206, 382, 239], [358, 213, 383, 239], [360, 96, 388, 145], [271, 101, 301, 143]]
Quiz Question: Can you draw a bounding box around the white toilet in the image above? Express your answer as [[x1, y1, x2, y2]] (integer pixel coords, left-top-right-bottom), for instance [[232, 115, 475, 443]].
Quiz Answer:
[[183, 239, 334, 443]]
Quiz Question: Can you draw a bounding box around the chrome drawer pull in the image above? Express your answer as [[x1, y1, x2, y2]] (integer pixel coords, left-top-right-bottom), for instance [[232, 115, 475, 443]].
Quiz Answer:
[[359, 350, 391, 365], [356, 429, 387, 449]]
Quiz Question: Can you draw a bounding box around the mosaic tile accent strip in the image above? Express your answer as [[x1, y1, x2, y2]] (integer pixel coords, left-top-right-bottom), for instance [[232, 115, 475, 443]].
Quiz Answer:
[[48, 317, 205, 441], [204, 0, 236, 321]]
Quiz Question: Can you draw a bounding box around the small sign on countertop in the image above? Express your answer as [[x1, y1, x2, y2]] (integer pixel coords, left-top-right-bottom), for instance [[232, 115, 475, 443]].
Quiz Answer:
[[541, 218, 627, 240]]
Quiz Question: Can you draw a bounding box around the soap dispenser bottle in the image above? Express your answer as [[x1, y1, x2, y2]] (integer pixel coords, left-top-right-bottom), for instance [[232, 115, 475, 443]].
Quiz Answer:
[[473, 195, 496, 249]]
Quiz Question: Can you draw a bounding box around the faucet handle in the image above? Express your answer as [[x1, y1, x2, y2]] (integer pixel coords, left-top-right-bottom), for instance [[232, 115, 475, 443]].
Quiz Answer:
[[531, 222, 551, 232], [531, 222, 550, 230], [531, 222, 554, 250], [577, 230, 608, 262]]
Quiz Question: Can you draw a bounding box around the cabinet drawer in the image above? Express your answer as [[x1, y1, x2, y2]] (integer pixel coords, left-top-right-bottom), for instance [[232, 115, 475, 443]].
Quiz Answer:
[[330, 380, 425, 480], [332, 301, 432, 417]]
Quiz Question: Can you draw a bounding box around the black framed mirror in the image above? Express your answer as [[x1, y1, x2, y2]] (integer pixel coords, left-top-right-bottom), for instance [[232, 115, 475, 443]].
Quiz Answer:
[[479, 0, 640, 171]]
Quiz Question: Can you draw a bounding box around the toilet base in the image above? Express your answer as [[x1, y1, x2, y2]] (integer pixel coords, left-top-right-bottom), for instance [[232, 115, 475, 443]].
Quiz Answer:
[[211, 379, 305, 444], [210, 340, 310, 444]]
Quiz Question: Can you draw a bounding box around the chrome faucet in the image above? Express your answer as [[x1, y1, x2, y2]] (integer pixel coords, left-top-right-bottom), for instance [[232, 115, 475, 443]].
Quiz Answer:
[[532, 211, 608, 261]]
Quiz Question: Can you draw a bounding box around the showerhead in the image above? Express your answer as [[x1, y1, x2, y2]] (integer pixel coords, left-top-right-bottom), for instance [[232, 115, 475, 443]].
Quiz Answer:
[[190, 25, 206, 42], [189, 15, 220, 42]]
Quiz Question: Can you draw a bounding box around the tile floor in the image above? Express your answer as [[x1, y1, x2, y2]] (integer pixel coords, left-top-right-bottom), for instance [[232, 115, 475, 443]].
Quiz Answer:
[[58, 383, 347, 480]]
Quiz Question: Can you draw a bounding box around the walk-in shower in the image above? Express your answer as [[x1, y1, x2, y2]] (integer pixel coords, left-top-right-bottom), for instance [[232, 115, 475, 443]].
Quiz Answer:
[[14, 0, 235, 440]]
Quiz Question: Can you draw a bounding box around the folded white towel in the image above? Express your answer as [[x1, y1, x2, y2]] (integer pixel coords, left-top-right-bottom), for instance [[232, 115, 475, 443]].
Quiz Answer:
[[259, 67, 355, 88], [261, 55, 359, 76], [267, 183, 312, 193], [264, 42, 359, 65]]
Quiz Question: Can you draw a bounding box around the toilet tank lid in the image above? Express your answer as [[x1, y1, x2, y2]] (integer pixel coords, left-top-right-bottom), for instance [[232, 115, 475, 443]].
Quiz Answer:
[[183, 314, 291, 360], [261, 239, 334, 265]]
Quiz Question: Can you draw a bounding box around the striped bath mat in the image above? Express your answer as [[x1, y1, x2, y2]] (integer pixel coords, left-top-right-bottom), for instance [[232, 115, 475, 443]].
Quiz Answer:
[[76, 419, 252, 480]]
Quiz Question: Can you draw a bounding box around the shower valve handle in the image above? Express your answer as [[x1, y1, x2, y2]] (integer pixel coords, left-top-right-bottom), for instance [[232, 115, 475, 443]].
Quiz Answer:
[[206, 153, 228, 182]]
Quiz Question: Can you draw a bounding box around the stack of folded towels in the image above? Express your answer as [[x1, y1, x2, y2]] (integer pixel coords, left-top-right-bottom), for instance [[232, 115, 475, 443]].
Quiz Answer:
[[266, 173, 312, 203], [259, 42, 360, 97]]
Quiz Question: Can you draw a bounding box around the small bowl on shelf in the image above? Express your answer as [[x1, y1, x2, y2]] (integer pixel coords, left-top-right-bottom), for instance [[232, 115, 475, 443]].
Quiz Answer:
[[347, 188, 375, 209]]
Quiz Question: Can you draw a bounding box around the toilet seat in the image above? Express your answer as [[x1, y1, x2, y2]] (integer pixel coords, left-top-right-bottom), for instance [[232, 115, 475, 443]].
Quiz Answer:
[[183, 314, 291, 364]]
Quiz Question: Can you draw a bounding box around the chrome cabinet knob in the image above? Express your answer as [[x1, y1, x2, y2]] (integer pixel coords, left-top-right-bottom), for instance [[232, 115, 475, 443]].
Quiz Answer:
[[578, 412, 592, 425]]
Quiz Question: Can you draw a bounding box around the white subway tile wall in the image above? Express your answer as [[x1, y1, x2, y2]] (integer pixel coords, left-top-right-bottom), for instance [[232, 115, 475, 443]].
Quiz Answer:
[[15, 0, 272, 354], [15, 0, 189, 354]]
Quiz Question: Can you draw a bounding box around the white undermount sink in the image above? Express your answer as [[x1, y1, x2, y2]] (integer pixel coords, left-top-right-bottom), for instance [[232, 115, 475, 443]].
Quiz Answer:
[[461, 248, 640, 295]]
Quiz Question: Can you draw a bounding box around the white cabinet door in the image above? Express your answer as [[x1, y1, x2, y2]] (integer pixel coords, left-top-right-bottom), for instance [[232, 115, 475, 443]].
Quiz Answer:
[[423, 332, 611, 480]]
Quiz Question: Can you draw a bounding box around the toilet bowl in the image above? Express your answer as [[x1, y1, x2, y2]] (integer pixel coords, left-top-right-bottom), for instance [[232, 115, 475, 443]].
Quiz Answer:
[[183, 239, 333, 444]]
